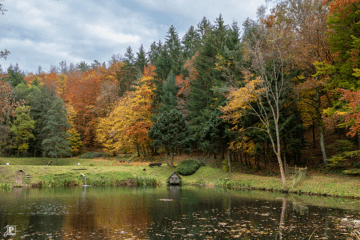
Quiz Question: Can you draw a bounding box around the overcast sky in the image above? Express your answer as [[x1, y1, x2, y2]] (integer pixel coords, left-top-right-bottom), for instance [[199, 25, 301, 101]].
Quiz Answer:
[[0, 0, 265, 74]]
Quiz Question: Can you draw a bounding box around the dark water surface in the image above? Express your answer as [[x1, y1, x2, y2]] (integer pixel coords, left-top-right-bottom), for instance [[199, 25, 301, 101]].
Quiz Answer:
[[0, 186, 359, 239]]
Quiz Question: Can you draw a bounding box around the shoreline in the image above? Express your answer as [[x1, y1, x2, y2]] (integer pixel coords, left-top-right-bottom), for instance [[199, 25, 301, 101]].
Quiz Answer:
[[1, 164, 360, 200]]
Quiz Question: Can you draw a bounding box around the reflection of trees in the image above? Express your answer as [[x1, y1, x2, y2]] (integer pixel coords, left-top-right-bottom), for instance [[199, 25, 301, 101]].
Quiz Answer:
[[61, 187, 152, 239]]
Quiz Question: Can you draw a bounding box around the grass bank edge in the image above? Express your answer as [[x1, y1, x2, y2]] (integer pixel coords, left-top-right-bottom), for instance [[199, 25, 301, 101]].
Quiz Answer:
[[1, 164, 360, 199]]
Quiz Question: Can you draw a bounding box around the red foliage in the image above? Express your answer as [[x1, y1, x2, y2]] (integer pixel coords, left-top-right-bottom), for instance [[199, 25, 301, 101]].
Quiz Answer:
[[66, 70, 101, 147]]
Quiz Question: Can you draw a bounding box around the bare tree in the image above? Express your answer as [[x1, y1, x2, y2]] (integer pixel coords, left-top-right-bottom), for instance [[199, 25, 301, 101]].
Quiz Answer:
[[220, 22, 294, 189]]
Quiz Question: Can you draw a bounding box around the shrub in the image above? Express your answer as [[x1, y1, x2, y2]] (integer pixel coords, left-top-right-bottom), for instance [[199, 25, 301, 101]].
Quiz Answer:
[[79, 152, 104, 159], [176, 159, 201, 176], [329, 139, 355, 153]]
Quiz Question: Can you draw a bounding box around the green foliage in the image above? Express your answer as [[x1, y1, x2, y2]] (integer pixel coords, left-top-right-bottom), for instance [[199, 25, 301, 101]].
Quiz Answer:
[[343, 168, 360, 175], [41, 97, 71, 163], [159, 71, 178, 113], [79, 152, 104, 159], [135, 44, 148, 74], [176, 159, 201, 176], [222, 159, 229, 172], [4, 64, 26, 87], [326, 3, 360, 90], [149, 109, 193, 154], [328, 139, 355, 153], [11, 105, 35, 155], [328, 150, 360, 169]]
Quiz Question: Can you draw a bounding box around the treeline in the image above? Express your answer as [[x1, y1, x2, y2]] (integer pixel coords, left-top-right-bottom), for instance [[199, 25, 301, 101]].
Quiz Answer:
[[1, 0, 360, 187]]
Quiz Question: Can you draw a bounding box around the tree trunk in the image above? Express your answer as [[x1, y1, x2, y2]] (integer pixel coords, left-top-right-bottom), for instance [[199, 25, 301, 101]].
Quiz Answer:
[[55, 149, 58, 165], [221, 146, 225, 159], [136, 143, 140, 157], [227, 149, 231, 173], [170, 151, 174, 167], [267, 142, 272, 173], [316, 88, 327, 168], [312, 119, 316, 149], [165, 147, 170, 166], [274, 121, 287, 189]]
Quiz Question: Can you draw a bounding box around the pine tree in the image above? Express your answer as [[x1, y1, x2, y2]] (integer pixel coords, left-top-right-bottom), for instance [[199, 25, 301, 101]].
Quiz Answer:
[[5, 64, 26, 87], [159, 71, 178, 113], [165, 25, 183, 76], [135, 44, 148, 74], [182, 25, 200, 59], [124, 46, 135, 65], [41, 97, 71, 165], [148, 41, 160, 65]]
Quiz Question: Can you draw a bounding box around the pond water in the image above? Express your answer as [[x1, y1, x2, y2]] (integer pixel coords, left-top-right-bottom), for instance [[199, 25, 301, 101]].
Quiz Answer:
[[0, 186, 359, 239]]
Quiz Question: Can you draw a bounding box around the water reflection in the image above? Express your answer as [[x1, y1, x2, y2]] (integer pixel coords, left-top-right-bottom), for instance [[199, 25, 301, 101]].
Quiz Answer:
[[0, 186, 359, 239]]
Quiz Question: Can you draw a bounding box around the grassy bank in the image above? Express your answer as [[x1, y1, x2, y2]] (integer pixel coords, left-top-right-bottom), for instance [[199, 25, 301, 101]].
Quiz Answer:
[[1, 157, 360, 199]]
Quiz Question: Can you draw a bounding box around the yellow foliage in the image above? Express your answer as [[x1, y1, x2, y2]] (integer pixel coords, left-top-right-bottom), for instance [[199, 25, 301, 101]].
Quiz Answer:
[[220, 72, 264, 126], [96, 65, 156, 154]]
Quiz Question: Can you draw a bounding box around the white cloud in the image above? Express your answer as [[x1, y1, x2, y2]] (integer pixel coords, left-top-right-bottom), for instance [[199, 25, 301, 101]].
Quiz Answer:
[[0, 0, 265, 73], [86, 24, 140, 43]]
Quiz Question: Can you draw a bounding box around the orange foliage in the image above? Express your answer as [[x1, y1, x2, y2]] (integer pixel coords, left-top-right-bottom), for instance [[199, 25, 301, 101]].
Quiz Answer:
[[338, 88, 360, 137], [66, 69, 102, 147]]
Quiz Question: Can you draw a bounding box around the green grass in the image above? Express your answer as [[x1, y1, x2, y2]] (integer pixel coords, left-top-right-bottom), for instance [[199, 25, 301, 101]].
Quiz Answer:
[[2, 157, 360, 199]]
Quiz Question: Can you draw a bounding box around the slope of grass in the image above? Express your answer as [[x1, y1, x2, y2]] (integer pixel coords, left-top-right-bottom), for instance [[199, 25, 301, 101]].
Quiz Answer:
[[1, 156, 360, 199]]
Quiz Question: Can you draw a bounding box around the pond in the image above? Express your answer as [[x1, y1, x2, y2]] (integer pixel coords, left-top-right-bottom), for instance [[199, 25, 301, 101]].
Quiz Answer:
[[0, 186, 359, 239]]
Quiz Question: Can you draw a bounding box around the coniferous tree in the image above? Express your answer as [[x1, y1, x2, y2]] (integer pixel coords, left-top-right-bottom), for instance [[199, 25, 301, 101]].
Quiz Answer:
[[5, 64, 26, 87], [124, 46, 135, 65], [159, 71, 178, 113], [165, 25, 183, 76], [148, 41, 160, 65], [149, 109, 192, 167], [41, 97, 71, 165], [182, 25, 201, 59], [187, 14, 228, 141], [135, 44, 148, 74]]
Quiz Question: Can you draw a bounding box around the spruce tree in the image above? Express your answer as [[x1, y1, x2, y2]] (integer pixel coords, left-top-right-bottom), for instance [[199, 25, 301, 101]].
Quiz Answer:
[[41, 97, 71, 165], [124, 46, 135, 65], [164, 25, 183, 76], [182, 25, 200, 59], [159, 71, 178, 113], [135, 44, 148, 74]]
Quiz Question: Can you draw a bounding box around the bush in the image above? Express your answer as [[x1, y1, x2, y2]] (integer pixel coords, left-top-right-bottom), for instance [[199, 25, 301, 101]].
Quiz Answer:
[[79, 152, 104, 159], [176, 159, 201, 176], [329, 139, 355, 153]]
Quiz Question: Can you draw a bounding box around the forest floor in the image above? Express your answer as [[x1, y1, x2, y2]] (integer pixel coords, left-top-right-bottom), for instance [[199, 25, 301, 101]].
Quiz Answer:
[[1, 154, 360, 199]]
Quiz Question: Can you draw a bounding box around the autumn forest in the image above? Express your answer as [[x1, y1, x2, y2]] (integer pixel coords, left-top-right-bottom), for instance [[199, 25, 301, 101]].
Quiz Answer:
[[1, 0, 360, 189]]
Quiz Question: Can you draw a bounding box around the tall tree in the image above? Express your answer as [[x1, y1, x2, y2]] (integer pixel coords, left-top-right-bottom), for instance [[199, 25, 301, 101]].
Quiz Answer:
[[0, 80, 23, 123], [164, 25, 183, 76], [272, 0, 332, 167], [97, 65, 156, 156], [159, 71, 178, 113], [182, 25, 200, 59], [135, 44, 148, 74], [11, 105, 35, 156], [124, 46, 135, 65], [41, 97, 71, 165]]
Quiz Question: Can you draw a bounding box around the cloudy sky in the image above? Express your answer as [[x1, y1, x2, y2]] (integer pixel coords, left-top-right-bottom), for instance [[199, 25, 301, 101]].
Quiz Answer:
[[0, 0, 265, 73]]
